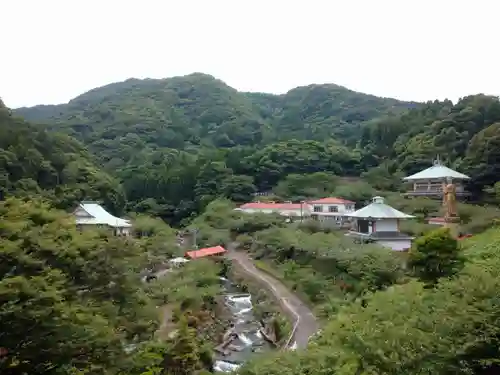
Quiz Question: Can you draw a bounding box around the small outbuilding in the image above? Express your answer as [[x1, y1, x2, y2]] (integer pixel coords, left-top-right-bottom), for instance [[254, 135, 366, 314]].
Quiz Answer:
[[185, 245, 227, 260]]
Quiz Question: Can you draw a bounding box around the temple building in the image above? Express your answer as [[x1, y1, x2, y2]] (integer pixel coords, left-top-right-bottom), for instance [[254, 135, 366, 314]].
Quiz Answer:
[[345, 196, 415, 251], [73, 201, 132, 236], [403, 159, 470, 199]]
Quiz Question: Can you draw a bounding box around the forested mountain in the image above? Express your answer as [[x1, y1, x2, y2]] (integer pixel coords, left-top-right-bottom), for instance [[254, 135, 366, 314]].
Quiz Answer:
[[15, 73, 417, 163], [9, 74, 500, 223], [5, 73, 500, 375], [0, 98, 125, 213], [360, 94, 500, 193]]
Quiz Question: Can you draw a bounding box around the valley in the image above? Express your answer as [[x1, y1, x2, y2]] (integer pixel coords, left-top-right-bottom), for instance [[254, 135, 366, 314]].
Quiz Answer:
[[2, 73, 500, 375]]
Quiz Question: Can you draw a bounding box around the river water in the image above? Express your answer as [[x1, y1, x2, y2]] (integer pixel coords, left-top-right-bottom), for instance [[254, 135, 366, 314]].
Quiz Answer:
[[213, 277, 273, 372]]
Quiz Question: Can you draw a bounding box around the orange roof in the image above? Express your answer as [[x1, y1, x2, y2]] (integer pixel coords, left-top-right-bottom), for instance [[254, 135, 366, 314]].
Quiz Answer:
[[186, 245, 226, 259], [308, 197, 355, 204], [239, 202, 304, 210]]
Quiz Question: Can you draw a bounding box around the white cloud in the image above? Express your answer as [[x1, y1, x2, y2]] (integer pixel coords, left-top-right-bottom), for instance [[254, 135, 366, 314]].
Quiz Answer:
[[1, 0, 499, 107]]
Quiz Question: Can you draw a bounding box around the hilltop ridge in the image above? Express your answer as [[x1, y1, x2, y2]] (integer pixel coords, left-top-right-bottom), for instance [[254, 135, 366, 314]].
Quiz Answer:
[[15, 72, 418, 154]]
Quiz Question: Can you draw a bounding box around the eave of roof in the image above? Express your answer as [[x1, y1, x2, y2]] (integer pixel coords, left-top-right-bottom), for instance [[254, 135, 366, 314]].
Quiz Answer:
[[239, 202, 303, 210], [77, 203, 132, 227], [345, 203, 414, 219], [403, 164, 470, 181], [307, 197, 355, 204]]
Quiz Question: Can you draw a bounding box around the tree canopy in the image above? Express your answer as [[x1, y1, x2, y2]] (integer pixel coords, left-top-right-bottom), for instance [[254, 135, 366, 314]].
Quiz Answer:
[[12, 75, 500, 224], [4, 73, 500, 374]]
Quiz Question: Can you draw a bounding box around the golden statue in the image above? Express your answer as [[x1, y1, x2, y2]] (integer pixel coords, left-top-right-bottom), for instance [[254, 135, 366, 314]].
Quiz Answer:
[[443, 179, 458, 220]]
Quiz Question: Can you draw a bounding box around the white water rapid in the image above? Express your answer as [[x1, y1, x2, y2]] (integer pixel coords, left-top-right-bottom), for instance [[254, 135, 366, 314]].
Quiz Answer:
[[214, 278, 272, 372]]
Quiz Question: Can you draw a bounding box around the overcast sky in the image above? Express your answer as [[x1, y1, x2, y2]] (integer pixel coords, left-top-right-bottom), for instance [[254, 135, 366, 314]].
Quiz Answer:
[[2, 0, 499, 108]]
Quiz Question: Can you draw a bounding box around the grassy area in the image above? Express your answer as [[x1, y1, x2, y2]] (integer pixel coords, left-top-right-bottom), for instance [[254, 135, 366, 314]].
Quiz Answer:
[[253, 258, 353, 320], [253, 260, 316, 308]]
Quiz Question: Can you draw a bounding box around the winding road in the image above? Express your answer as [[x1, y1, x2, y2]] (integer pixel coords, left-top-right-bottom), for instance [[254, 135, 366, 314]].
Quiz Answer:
[[226, 247, 319, 349]]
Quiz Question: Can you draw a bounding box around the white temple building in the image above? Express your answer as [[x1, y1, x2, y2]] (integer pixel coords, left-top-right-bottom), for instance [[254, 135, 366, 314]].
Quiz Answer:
[[345, 196, 415, 251], [403, 159, 471, 199]]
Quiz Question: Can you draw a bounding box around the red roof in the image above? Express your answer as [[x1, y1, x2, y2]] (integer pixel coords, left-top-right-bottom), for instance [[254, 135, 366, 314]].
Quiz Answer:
[[239, 202, 304, 210], [186, 245, 226, 259], [307, 197, 355, 204]]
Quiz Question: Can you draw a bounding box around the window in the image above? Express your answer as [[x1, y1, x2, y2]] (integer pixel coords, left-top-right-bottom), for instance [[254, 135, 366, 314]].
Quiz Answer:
[[313, 206, 323, 212], [328, 206, 338, 212]]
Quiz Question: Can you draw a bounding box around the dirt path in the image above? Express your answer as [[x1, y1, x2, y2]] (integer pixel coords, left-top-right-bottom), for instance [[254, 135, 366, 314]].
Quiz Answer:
[[226, 248, 319, 349]]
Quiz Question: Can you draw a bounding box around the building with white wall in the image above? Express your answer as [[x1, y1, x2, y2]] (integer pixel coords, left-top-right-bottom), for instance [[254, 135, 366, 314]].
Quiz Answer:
[[236, 197, 355, 226], [345, 196, 414, 251], [73, 201, 132, 236], [308, 197, 356, 226]]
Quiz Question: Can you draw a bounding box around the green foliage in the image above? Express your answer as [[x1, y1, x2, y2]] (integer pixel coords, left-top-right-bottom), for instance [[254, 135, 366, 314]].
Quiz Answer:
[[0, 102, 125, 212], [11, 74, 417, 224], [273, 172, 339, 201], [408, 228, 464, 284], [244, 140, 360, 190], [116, 141, 359, 224], [333, 180, 376, 204], [493, 181, 500, 201], [457, 203, 500, 234], [127, 320, 214, 375], [16, 74, 415, 157], [383, 193, 500, 236], [162, 317, 209, 375], [11, 76, 500, 227], [7, 74, 500, 374], [240, 228, 500, 375], [361, 94, 500, 192], [249, 227, 405, 316], [187, 199, 285, 248], [361, 162, 405, 191], [131, 214, 180, 269], [464, 122, 500, 190], [146, 259, 221, 312], [0, 198, 157, 374]]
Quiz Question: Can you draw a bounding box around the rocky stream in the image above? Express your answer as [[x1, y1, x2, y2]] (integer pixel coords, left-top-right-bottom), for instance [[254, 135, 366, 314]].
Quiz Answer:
[[213, 277, 275, 372]]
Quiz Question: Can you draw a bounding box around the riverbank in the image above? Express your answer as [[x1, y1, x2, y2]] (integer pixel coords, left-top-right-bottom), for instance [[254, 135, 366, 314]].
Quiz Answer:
[[226, 249, 319, 349], [228, 264, 291, 346], [213, 278, 275, 372]]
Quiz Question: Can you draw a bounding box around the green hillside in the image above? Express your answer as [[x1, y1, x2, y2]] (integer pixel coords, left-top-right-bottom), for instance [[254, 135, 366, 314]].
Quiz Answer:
[[15, 73, 417, 165], [0, 98, 124, 212], [5, 73, 500, 375], [360, 94, 500, 193], [10, 75, 500, 223]]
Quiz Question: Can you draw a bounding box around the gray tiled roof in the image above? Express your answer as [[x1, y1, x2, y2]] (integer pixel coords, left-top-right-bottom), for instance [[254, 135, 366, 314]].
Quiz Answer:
[[403, 164, 470, 181], [345, 196, 414, 219]]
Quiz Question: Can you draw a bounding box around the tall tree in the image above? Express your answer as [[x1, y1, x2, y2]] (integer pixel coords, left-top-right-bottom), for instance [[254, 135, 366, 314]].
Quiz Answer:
[[408, 228, 464, 284]]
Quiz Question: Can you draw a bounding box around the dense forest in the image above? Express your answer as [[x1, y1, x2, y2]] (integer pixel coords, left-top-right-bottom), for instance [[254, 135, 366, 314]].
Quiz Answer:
[[0, 99, 124, 212], [10, 74, 500, 223], [3, 73, 500, 374], [16, 73, 417, 152]]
